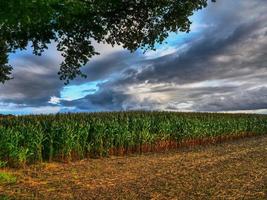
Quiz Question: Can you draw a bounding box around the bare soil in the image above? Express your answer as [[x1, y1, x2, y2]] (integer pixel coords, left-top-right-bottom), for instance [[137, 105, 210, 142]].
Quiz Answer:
[[1, 135, 267, 200]]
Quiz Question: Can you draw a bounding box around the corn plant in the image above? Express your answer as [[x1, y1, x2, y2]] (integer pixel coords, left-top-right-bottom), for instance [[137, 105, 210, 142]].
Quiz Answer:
[[0, 111, 266, 166]]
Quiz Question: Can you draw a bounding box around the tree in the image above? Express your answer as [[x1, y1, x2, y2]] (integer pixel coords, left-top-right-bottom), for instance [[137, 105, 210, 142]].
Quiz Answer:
[[0, 0, 215, 84]]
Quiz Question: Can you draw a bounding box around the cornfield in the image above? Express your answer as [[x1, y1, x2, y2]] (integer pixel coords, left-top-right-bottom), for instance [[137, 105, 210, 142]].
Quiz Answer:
[[0, 111, 266, 167]]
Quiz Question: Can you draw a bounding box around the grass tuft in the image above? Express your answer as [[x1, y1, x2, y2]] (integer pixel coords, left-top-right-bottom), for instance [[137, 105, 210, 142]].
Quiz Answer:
[[0, 195, 11, 200], [0, 172, 17, 185]]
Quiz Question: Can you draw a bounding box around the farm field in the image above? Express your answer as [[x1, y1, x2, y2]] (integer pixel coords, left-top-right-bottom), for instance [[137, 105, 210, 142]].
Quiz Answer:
[[0, 112, 267, 167], [0, 135, 266, 199], [1, 0, 266, 199]]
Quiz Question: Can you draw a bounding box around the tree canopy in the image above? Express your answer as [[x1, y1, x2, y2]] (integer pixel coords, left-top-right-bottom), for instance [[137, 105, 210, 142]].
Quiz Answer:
[[0, 0, 215, 84]]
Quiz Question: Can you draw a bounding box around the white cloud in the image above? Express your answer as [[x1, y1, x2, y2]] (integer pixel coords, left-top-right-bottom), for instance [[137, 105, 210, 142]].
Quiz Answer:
[[48, 96, 61, 105], [0, 102, 61, 115]]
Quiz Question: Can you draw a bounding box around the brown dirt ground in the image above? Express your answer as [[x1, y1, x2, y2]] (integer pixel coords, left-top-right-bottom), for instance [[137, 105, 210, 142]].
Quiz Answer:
[[0, 135, 267, 200]]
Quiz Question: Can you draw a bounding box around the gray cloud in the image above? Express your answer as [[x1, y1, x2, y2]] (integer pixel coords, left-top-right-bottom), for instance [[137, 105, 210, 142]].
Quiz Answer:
[[0, 54, 63, 106], [62, 84, 130, 112], [62, 0, 267, 113], [194, 87, 267, 112], [1, 0, 267, 114], [80, 51, 141, 82], [0, 45, 138, 107]]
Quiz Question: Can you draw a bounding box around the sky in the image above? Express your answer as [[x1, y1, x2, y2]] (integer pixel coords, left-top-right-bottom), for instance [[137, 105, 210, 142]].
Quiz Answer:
[[1, 0, 267, 115]]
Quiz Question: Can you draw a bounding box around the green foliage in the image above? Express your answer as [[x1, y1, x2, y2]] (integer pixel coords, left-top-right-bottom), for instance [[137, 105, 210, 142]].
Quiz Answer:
[[0, 111, 266, 166], [0, 172, 17, 184], [0, 195, 10, 200], [0, 0, 214, 84], [0, 161, 7, 168]]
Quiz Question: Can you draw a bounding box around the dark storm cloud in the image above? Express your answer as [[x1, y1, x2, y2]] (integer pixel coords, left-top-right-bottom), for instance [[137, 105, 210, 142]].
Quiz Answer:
[[79, 51, 141, 83], [194, 87, 267, 112], [1, 0, 267, 114], [0, 54, 63, 106], [121, 20, 266, 85], [62, 83, 130, 111], [0, 47, 140, 107], [63, 0, 267, 112]]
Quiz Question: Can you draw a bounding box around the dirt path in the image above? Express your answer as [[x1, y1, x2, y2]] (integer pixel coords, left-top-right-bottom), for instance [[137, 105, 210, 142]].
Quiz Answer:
[[1, 136, 267, 200]]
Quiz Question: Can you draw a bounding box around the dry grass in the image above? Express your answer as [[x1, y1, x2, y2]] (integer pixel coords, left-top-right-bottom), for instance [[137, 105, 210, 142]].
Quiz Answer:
[[0, 135, 266, 200]]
